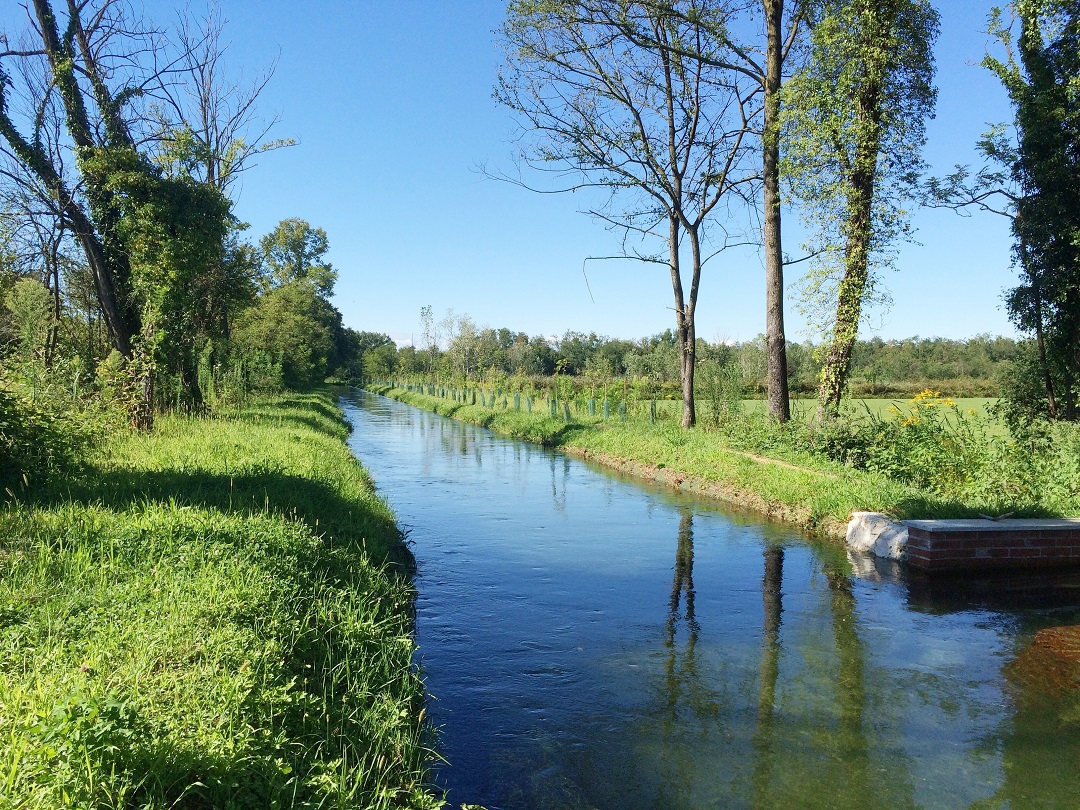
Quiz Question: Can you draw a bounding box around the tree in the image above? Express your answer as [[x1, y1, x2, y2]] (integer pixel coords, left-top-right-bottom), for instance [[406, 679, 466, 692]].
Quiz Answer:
[[0, 0, 144, 361], [983, 1, 1080, 419], [0, 0, 273, 423], [497, 0, 760, 427], [155, 1, 293, 192], [584, 0, 808, 421], [231, 282, 336, 388], [443, 312, 481, 378], [761, 0, 795, 422], [419, 304, 439, 372], [259, 218, 337, 297], [783, 0, 938, 416], [3, 276, 54, 360]]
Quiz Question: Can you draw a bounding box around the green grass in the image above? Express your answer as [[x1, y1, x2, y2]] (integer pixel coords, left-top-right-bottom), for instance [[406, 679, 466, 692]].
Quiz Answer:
[[0, 391, 441, 809], [648, 395, 1000, 422]]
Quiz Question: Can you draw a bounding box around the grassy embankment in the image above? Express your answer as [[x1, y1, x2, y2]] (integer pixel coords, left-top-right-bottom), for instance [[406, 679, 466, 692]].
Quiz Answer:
[[369, 385, 1074, 538], [0, 392, 440, 809]]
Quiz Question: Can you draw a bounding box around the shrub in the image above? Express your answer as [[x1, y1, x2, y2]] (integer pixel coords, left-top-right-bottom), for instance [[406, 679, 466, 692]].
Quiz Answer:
[[1, 358, 105, 490]]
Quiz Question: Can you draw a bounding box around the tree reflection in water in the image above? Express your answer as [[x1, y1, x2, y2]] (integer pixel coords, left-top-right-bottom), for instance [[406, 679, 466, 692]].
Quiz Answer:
[[822, 557, 873, 807], [663, 509, 701, 715], [650, 507, 725, 809], [751, 543, 783, 809]]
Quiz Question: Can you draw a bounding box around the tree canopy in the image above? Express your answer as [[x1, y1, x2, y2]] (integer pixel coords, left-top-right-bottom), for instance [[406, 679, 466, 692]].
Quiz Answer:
[[259, 218, 338, 297]]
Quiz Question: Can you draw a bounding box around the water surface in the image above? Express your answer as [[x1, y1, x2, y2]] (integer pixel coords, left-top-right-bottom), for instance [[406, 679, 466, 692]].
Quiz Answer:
[[340, 389, 1080, 810]]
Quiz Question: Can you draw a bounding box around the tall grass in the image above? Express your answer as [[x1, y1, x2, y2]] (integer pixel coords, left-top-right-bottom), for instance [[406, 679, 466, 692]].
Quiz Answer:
[[0, 391, 441, 809]]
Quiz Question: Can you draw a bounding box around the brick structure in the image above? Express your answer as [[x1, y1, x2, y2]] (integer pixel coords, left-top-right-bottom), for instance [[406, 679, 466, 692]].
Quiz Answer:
[[905, 518, 1080, 573]]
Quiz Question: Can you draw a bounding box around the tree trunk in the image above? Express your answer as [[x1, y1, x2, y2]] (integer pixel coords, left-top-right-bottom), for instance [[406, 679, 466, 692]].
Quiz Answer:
[[1028, 254, 1058, 418], [817, 170, 874, 415], [669, 215, 697, 428], [762, 0, 790, 422], [45, 229, 62, 367]]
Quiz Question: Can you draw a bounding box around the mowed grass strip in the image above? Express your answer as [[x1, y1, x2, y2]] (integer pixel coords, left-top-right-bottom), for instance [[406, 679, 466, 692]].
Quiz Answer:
[[0, 391, 439, 809]]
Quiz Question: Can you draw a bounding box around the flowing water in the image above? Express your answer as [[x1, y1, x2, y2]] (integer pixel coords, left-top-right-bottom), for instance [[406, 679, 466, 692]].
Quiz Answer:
[[340, 389, 1080, 810]]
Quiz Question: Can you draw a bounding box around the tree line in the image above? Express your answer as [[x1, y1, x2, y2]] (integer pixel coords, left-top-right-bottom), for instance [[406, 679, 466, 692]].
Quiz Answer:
[[358, 310, 1021, 399]]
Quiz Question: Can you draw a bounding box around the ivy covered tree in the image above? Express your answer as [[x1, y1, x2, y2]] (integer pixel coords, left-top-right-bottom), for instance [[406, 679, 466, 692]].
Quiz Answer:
[[0, 0, 270, 426], [782, 0, 938, 417]]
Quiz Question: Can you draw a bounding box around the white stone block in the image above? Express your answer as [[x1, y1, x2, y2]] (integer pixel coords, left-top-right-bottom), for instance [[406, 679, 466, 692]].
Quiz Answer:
[[846, 511, 908, 561]]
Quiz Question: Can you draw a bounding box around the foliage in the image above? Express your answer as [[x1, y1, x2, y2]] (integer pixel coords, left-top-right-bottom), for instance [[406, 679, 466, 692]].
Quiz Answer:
[[3, 278, 55, 360], [0, 357, 105, 490], [783, 0, 939, 412], [995, 340, 1055, 430], [698, 356, 743, 428], [90, 145, 235, 404], [363, 342, 399, 381], [231, 283, 337, 388], [259, 218, 338, 297], [794, 389, 1080, 514], [399, 309, 1019, 399]]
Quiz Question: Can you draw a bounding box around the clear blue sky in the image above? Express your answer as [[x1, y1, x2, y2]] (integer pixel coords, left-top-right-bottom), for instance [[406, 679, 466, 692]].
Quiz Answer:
[[17, 1, 1023, 346]]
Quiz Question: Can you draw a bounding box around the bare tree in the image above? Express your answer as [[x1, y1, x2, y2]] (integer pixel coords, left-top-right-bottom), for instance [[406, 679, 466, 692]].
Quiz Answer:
[[152, 1, 292, 192], [497, 0, 761, 427], [503, 0, 809, 422]]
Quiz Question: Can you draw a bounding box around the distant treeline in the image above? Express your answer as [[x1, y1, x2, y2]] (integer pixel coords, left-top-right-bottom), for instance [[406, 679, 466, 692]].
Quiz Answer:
[[357, 316, 1021, 398]]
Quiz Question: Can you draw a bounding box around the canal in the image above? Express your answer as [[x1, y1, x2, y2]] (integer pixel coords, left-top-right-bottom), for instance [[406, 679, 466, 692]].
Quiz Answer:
[[340, 389, 1080, 810]]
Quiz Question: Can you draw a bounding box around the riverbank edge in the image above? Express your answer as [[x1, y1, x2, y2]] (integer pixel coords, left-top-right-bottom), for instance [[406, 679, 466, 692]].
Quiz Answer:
[[365, 385, 966, 541], [561, 445, 850, 538], [0, 390, 440, 808]]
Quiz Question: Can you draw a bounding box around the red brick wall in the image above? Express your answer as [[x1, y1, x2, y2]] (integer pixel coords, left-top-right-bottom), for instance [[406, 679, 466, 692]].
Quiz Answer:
[[906, 524, 1080, 572]]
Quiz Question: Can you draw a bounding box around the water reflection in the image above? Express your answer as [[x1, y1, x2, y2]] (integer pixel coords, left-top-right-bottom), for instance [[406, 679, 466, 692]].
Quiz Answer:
[[550, 456, 569, 513], [822, 557, 873, 808], [662, 510, 701, 717], [985, 624, 1080, 807], [751, 543, 782, 809]]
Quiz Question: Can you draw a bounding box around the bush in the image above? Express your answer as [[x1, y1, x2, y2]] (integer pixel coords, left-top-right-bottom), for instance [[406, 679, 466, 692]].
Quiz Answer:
[[0, 358, 104, 490], [995, 344, 1055, 432]]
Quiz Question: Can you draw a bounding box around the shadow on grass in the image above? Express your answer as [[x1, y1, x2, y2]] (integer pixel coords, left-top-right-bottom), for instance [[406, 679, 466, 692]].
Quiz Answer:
[[225, 408, 349, 440], [889, 493, 1059, 521], [24, 467, 412, 572]]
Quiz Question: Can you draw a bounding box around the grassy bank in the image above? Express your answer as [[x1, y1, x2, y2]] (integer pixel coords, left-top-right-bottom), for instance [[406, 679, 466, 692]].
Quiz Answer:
[[369, 385, 1078, 537], [0, 392, 440, 809]]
